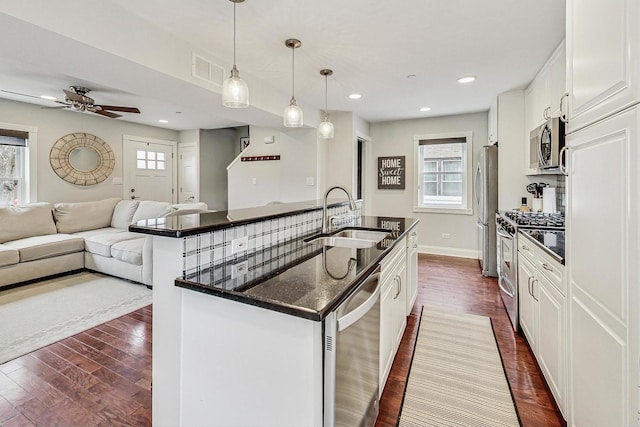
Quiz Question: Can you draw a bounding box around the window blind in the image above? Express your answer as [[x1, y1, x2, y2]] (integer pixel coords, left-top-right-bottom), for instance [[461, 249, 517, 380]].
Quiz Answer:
[[418, 137, 466, 146], [0, 129, 28, 147]]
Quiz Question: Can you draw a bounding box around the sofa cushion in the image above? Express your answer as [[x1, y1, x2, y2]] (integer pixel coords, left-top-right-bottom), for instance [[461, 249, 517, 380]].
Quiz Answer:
[[111, 200, 140, 229], [0, 202, 57, 244], [53, 198, 120, 234], [110, 238, 145, 265], [72, 227, 124, 239], [4, 234, 85, 262], [0, 244, 19, 267], [84, 231, 145, 257], [131, 200, 172, 224]]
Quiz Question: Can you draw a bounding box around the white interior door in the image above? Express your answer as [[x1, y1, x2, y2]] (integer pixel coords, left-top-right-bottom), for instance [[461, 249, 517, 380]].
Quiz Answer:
[[124, 137, 176, 203], [178, 143, 199, 203]]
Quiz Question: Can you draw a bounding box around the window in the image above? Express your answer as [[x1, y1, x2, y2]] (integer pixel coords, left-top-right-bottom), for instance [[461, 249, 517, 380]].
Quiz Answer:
[[414, 132, 472, 214], [137, 150, 167, 170], [0, 129, 28, 206]]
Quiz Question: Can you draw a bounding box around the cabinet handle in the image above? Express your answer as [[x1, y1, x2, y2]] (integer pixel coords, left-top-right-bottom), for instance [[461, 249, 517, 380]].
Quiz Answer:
[[413, 244, 418, 249], [542, 263, 553, 272], [559, 92, 569, 123], [543, 106, 551, 120], [522, 244, 530, 251], [532, 279, 539, 302], [527, 276, 533, 297], [411, 232, 417, 237], [559, 146, 569, 176], [393, 276, 400, 299]]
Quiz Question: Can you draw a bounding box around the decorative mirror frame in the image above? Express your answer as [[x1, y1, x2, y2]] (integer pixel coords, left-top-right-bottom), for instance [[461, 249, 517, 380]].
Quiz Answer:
[[50, 132, 115, 185]]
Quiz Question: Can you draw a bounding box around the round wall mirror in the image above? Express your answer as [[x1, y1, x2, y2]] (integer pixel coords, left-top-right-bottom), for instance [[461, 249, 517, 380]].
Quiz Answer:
[[50, 133, 115, 186], [69, 146, 101, 172]]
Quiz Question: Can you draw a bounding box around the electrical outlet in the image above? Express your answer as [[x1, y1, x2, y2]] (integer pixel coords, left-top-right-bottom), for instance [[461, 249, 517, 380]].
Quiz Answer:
[[306, 177, 314, 186], [441, 233, 451, 239], [231, 261, 248, 279], [231, 236, 249, 254]]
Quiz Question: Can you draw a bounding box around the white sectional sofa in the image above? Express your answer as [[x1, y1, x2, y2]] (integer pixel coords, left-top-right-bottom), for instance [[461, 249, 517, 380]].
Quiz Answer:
[[0, 198, 208, 289]]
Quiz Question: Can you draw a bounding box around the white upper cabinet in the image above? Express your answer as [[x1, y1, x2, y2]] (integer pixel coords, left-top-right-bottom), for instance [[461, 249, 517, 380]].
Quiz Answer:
[[566, 0, 640, 132], [525, 40, 567, 134]]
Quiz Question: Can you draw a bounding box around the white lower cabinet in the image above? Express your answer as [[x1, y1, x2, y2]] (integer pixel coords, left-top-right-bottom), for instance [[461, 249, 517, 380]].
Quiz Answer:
[[379, 236, 407, 396], [405, 230, 418, 315], [517, 233, 566, 418]]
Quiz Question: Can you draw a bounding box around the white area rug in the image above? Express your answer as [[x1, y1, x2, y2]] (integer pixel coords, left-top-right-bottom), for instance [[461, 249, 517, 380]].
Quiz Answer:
[[398, 309, 520, 426], [0, 272, 152, 364]]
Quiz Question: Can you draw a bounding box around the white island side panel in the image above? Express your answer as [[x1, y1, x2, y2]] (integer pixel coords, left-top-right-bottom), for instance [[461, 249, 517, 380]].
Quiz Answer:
[[180, 290, 324, 427]]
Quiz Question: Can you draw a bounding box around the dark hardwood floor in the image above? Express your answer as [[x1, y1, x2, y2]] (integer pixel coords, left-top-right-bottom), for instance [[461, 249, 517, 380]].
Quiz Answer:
[[0, 254, 564, 426]]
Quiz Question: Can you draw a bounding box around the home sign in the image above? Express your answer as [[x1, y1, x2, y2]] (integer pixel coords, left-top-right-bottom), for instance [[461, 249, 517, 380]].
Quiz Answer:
[[378, 156, 405, 189]]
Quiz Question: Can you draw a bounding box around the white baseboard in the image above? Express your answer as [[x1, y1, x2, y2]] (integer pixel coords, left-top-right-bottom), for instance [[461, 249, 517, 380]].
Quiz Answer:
[[419, 245, 479, 259]]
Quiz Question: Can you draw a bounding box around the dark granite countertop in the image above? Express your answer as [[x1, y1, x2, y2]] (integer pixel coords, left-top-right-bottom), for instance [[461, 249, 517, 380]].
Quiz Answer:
[[129, 199, 358, 237], [519, 229, 565, 264], [175, 216, 419, 321]]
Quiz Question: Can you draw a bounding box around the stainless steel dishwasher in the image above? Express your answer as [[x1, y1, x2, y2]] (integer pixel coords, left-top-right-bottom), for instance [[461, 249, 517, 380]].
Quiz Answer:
[[324, 265, 381, 427]]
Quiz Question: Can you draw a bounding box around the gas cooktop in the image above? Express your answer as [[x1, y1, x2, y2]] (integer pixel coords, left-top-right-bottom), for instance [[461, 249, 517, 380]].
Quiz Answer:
[[501, 211, 565, 230], [504, 211, 564, 230]]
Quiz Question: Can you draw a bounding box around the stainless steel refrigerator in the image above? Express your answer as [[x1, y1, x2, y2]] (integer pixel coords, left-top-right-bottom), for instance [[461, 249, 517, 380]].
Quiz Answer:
[[474, 145, 498, 277]]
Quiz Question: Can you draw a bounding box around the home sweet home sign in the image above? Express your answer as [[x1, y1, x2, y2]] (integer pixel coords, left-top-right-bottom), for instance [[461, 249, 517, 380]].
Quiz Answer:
[[378, 156, 405, 189]]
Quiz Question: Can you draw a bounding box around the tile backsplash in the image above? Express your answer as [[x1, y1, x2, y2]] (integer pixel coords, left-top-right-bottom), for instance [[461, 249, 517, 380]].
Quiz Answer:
[[182, 202, 362, 276]]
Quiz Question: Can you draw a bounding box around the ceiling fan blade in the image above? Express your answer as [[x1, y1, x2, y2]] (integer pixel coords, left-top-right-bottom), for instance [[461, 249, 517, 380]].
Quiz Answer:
[[93, 109, 122, 119], [96, 105, 141, 113], [0, 89, 43, 99], [62, 89, 88, 103], [40, 106, 69, 109]]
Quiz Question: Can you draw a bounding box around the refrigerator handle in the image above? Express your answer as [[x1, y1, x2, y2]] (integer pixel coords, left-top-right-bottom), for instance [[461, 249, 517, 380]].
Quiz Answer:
[[473, 162, 481, 208]]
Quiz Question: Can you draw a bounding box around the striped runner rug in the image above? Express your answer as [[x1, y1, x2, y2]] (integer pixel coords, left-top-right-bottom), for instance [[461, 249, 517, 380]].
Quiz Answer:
[[398, 309, 521, 427]]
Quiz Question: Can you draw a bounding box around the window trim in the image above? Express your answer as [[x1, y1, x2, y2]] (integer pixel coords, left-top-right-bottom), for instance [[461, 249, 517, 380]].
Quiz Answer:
[[0, 122, 37, 204], [413, 131, 473, 215]]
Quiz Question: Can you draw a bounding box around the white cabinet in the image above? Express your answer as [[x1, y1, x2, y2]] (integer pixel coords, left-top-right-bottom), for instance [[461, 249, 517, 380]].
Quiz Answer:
[[525, 40, 567, 134], [405, 230, 418, 315], [488, 98, 498, 144], [379, 236, 407, 395], [566, 0, 640, 132], [565, 106, 639, 426], [517, 232, 566, 418], [489, 90, 527, 210]]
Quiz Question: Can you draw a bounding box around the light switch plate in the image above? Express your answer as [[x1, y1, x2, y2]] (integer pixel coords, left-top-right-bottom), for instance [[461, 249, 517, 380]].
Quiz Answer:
[[306, 177, 314, 186]]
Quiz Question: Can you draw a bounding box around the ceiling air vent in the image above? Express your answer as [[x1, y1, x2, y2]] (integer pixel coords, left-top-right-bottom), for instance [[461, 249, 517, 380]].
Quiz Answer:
[[191, 53, 224, 87]]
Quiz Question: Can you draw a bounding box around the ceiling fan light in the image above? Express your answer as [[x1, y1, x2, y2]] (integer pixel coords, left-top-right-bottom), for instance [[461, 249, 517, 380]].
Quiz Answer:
[[222, 66, 249, 108], [318, 118, 334, 139], [284, 98, 303, 127]]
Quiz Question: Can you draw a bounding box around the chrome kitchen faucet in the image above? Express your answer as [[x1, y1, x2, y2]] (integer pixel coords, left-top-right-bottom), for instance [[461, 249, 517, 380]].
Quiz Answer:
[[322, 185, 356, 233]]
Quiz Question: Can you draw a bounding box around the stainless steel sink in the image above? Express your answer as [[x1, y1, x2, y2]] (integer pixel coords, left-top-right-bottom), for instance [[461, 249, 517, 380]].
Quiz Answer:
[[304, 229, 389, 248], [332, 230, 389, 241]]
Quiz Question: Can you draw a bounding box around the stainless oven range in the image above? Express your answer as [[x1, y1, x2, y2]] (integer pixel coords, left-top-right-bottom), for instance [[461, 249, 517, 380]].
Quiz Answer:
[[495, 211, 565, 331]]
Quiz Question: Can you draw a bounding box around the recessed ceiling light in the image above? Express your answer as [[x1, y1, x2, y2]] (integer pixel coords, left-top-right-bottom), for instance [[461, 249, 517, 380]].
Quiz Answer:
[[39, 95, 57, 100], [348, 93, 362, 100], [158, 119, 169, 123], [419, 107, 431, 112], [407, 74, 417, 79], [457, 75, 477, 84]]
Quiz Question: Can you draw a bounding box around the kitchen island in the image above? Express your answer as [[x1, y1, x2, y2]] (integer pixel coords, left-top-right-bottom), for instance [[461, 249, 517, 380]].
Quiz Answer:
[[131, 200, 418, 427]]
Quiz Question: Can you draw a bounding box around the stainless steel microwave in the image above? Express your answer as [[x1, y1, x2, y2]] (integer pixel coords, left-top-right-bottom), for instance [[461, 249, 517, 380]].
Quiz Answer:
[[529, 117, 565, 174]]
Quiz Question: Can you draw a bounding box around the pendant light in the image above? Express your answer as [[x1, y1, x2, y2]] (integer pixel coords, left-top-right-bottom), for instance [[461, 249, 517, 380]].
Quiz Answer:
[[318, 69, 334, 139], [283, 38, 303, 127], [222, 0, 249, 108]]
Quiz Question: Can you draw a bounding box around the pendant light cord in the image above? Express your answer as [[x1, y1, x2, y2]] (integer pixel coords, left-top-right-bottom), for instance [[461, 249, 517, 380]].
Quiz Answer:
[[324, 75, 328, 116], [291, 47, 296, 100], [233, 2, 237, 68]]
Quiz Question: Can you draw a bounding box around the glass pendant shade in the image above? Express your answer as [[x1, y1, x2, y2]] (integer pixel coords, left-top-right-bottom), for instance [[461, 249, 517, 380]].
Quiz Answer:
[[222, 67, 249, 108], [318, 117, 334, 139], [222, 0, 249, 109], [284, 98, 303, 127]]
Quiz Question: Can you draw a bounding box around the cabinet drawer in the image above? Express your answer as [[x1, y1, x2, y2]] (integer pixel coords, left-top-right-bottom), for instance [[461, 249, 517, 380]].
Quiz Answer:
[[518, 231, 565, 295], [518, 237, 536, 263], [381, 237, 407, 283]]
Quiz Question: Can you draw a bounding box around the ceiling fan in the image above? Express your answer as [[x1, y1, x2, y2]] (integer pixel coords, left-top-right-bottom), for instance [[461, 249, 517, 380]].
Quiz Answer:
[[50, 86, 141, 118], [1, 86, 141, 118]]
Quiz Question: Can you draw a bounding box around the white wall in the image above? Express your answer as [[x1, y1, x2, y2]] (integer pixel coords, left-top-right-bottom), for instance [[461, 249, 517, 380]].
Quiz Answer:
[[227, 126, 317, 209], [199, 128, 238, 211], [0, 98, 177, 204], [369, 112, 488, 258]]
